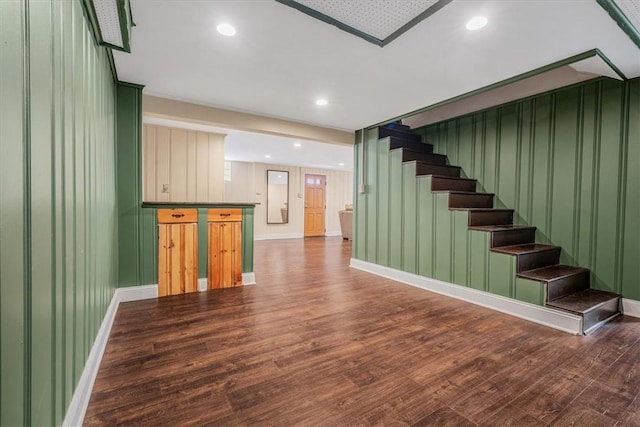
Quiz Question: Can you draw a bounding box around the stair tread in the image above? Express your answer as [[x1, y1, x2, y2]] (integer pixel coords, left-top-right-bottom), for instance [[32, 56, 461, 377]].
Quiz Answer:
[[517, 264, 588, 281], [420, 175, 476, 182], [546, 289, 620, 314], [467, 208, 514, 212], [469, 224, 535, 232], [393, 147, 445, 157], [414, 160, 459, 167], [492, 244, 560, 255]]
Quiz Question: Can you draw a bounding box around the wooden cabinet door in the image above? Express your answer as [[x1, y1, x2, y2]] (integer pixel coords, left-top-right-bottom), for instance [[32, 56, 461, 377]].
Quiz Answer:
[[158, 222, 198, 297], [208, 221, 242, 289]]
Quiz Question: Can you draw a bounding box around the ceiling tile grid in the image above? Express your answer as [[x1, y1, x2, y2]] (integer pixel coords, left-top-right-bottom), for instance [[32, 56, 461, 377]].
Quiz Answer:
[[294, 0, 439, 40]]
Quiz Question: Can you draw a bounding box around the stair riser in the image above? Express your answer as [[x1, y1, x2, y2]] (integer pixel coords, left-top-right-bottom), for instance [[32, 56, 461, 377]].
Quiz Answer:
[[468, 210, 513, 226], [449, 193, 494, 209], [491, 229, 536, 248], [490, 228, 535, 247], [387, 137, 433, 153], [416, 163, 461, 178], [431, 177, 476, 192], [402, 150, 447, 164], [583, 298, 621, 334], [516, 249, 561, 273], [546, 271, 590, 301], [379, 127, 422, 143]]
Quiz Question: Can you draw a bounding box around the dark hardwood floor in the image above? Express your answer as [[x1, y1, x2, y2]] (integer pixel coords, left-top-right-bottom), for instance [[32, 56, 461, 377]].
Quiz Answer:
[[84, 237, 640, 426]]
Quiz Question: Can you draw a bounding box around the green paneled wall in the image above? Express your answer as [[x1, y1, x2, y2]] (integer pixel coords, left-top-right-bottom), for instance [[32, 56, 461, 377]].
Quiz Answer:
[[115, 84, 255, 284], [354, 77, 639, 304], [0, 1, 117, 425]]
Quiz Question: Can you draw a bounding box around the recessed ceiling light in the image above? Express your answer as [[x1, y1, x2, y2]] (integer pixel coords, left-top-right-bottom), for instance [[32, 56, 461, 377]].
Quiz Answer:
[[338, 163, 345, 166], [316, 99, 328, 106], [265, 155, 271, 158], [466, 16, 488, 31], [217, 23, 236, 36], [294, 143, 301, 147]]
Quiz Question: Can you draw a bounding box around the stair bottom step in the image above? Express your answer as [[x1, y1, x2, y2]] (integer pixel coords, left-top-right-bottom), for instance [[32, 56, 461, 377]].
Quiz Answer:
[[546, 288, 620, 335], [547, 288, 620, 314]]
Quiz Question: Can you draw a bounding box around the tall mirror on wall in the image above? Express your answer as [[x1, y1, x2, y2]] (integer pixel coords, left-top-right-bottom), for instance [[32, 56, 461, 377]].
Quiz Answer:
[[267, 170, 289, 224]]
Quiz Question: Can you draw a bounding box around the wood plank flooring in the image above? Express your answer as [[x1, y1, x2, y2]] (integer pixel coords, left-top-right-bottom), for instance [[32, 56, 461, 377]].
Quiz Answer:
[[84, 237, 640, 426]]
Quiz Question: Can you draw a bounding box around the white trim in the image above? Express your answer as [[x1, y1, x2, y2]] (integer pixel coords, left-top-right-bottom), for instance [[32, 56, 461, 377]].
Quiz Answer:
[[62, 290, 120, 426], [622, 298, 640, 318], [254, 233, 303, 240], [242, 272, 256, 285], [255, 232, 343, 240], [198, 277, 208, 292], [117, 284, 158, 302], [350, 258, 583, 335]]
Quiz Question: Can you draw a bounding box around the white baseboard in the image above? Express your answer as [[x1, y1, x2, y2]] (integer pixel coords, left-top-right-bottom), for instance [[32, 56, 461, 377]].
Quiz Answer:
[[62, 289, 120, 426], [254, 233, 303, 240], [622, 298, 640, 318], [117, 284, 158, 302], [198, 277, 208, 292], [350, 258, 583, 335], [255, 232, 344, 240], [243, 272, 256, 285]]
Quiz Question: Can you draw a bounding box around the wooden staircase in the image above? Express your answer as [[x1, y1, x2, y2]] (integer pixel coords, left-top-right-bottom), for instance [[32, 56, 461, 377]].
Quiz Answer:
[[378, 123, 621, 334]]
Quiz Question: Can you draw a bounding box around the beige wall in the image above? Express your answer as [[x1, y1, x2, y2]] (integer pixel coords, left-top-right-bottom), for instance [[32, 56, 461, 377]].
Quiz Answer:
[[224, 161, 353, 239], [144, 124, 225, 202], [144, 95, 354, 146]]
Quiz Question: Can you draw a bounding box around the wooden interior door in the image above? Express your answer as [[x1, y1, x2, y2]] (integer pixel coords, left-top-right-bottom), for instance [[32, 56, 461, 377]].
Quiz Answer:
[[304, 174, 326, 237], [157, 209, 198, 297]]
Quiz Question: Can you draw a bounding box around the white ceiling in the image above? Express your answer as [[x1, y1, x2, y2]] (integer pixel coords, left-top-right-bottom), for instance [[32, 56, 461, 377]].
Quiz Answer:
[[115, 0, 640, 132], [144, 117, 354, 171]]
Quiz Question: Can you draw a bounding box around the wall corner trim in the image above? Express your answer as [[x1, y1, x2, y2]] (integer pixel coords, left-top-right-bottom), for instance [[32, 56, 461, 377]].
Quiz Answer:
[[350, 258, 583, 335], [622, 298, 640, 318]]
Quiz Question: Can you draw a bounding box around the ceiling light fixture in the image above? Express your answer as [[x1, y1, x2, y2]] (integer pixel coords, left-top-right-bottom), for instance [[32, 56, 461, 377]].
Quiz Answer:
[[315, 99, 328, 106], [217, 23, 236, 36], [294, 143, 302, 147], [339, 163, 345, 166], [265, 155, 271, 158], [466, 16, 488, 31]]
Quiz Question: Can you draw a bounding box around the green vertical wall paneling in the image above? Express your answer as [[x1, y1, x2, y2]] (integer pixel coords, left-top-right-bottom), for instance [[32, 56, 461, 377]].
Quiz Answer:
[[242, 208, 255, 273], [198, 209, 208, 278], [388, 150, 403, 270], [453, 211, 469, 286], [433, 194, 452, 283], [354, 130, 367, 261], [402, 163, 417, 273], [116, 83, 144, 286], [417, 177, 434, 278], [1, 1, 27, 424], [0, 0, 117, 424], [622, 82, 640, 300], [515, 277, 545, 306], [365, 130, 378, 263], [377, 139, 390, 266], [469, 231, 489, 292]]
